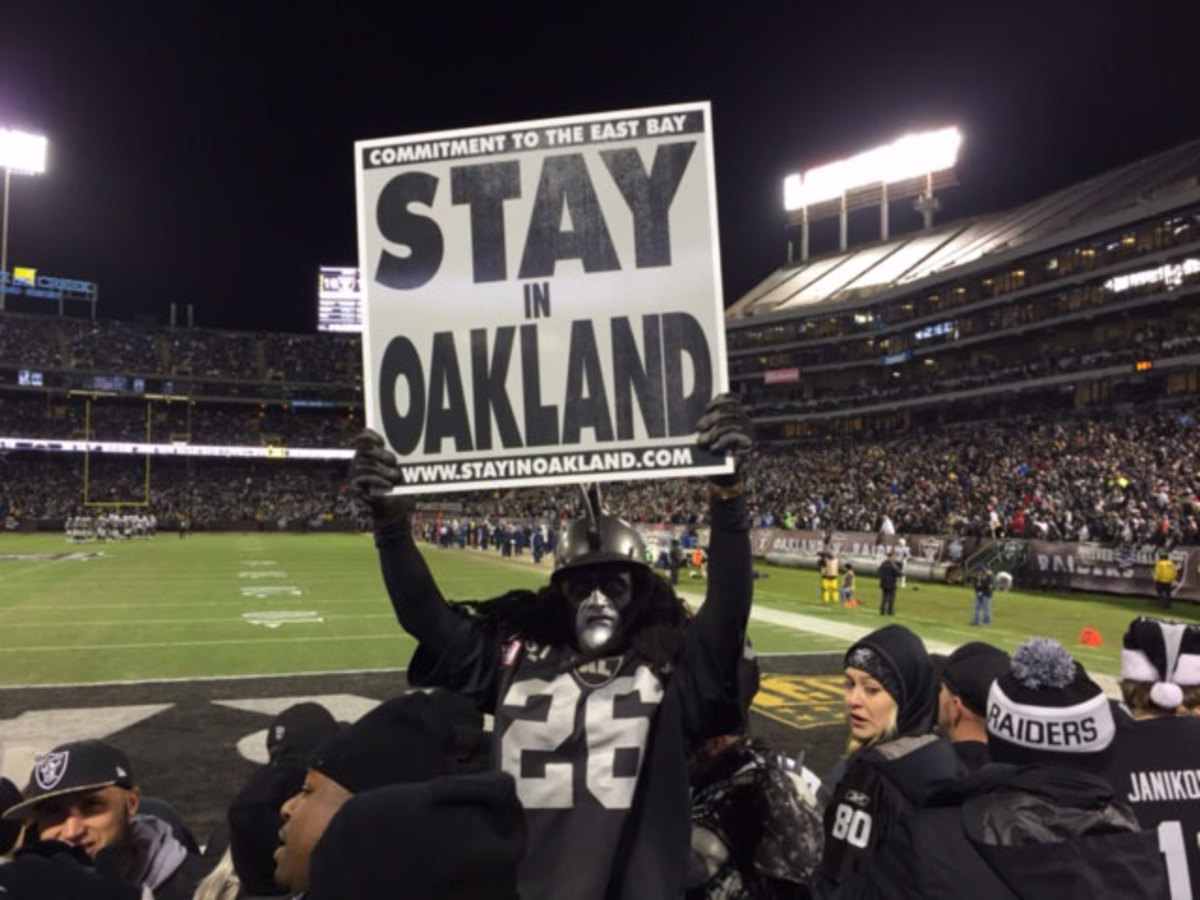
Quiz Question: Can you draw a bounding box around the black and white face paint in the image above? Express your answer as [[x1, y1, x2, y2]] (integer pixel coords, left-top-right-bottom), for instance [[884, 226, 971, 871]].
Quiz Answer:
[[562, 568, 633, 653]]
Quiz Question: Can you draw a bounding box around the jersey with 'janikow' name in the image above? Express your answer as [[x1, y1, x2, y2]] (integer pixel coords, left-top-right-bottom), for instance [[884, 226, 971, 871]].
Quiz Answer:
[[1105, 705, 1200, 899]]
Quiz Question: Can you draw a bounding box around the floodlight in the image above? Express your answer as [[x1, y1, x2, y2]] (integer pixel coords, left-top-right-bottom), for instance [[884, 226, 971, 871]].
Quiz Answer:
[[1, 127, 49, 311], [784, 127, 961, 211], [0, 128, 48, 175]]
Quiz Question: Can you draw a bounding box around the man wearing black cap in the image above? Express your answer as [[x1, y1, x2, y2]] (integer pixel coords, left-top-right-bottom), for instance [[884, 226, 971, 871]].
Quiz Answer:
[[831, 637, 1169, 899], [227, 701, 339, 896], [272, 688, 488, 897], [350, 394, 754, 900], [936, 642, 1010, 770], [2, 738, 206, 899]]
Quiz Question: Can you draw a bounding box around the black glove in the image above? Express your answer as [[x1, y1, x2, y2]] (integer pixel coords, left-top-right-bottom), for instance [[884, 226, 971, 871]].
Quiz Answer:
[[695, 393, 754, 487], [348, 429, 413, 527], [1, 841, 142, 900]]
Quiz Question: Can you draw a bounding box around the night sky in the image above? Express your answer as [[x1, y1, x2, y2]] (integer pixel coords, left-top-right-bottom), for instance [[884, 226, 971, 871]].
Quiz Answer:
[[1, 1, 1196, 334]]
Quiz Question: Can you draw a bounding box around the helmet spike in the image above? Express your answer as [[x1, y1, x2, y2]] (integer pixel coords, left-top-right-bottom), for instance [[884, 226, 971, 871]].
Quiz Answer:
[[554, 484, 648, 580], [581, 482, 603, 550]]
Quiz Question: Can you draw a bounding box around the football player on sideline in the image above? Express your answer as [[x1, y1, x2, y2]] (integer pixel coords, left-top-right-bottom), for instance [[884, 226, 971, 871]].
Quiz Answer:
[[350, 393, 755, 900]]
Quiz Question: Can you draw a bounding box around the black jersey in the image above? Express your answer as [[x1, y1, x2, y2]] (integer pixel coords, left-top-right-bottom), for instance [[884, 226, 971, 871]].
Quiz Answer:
[[411, 616, 744, 899], [379, 496, 753, 900], [491, 644, 669, 897], [816, 734, 960, 888], [1105, 707, 1200, 899]]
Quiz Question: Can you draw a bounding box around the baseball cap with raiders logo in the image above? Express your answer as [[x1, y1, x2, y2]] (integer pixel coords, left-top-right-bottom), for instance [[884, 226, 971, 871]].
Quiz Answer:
[[2, 739, 135, 821]]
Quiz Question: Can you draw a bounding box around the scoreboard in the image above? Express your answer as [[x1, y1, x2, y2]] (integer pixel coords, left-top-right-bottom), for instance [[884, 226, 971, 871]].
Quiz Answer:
[[317, 266, 362, 333]]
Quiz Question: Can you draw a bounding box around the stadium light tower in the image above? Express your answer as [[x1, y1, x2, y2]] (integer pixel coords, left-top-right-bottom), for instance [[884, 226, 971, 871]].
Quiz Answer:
[[0, 127, 49, 312], [783, 126, 961, 261]]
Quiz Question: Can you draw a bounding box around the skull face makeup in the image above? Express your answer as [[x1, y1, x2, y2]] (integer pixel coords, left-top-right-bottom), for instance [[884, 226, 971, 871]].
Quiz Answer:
[[562, 567, 634, 653]]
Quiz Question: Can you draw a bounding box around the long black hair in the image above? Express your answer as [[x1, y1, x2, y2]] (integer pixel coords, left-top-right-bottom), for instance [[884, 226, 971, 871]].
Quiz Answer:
[[458, 565, 690, 667]]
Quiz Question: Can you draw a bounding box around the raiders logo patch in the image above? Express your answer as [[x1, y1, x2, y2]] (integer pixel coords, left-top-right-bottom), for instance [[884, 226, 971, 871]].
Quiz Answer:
[[574, 655, 624, 686], [35, 750, 70, 791], [845, 789, 870, 807]]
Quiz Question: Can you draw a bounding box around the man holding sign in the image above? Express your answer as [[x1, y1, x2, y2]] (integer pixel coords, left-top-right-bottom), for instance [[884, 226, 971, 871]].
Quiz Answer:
[[350, 392, 753, 899], [350, 103, 754, 897]]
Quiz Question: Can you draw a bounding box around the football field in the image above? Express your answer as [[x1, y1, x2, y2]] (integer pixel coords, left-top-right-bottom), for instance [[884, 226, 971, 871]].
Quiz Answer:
[[2, 531, 1197, 686], [3, 531, 1199, 838]]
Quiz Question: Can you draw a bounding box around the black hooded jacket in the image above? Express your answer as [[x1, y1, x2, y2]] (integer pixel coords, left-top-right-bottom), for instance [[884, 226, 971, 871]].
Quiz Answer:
[[813, 625, 963, 889], [831, 764, 1169, 899]]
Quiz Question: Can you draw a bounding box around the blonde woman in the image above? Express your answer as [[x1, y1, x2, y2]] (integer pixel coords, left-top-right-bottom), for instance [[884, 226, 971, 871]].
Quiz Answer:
[[812, 624, 961, 891], [190, 848, 240, 900]]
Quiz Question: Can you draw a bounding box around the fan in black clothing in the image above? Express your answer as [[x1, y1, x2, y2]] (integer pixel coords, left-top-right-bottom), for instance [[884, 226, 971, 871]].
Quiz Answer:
[[349, 393, 755, 900]]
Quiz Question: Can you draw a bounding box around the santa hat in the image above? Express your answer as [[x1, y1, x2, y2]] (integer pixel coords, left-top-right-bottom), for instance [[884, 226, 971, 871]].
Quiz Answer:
[[987, 638, 1114, 771], [1174, 624, 1200, 687], [1121, 617, 1199, 709]]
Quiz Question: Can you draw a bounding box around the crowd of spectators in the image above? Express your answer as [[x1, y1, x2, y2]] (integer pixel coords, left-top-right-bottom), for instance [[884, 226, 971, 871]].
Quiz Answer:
[[0, 394, 360, 447], [0, 456, 355, 528], [741, 403, 1200, 545], [0, 312, 359, 384], [6, 308, 1198, 420], [748, 322, 1200, 417], [2, 400, 1198, 548], [0, 314, 65, 368]]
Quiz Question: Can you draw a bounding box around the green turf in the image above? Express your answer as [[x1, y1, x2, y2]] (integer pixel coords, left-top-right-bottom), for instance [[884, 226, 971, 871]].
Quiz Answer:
[[1, 533, 1195, 685], [745, 562, 1200, 675]]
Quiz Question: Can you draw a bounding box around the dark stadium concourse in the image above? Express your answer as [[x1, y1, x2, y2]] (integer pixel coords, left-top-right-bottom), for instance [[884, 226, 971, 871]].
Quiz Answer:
[[0, 655, 846, 841]]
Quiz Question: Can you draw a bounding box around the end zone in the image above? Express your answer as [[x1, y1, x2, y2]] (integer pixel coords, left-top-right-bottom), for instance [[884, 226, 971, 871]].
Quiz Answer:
[[0, 654, 845, 840]]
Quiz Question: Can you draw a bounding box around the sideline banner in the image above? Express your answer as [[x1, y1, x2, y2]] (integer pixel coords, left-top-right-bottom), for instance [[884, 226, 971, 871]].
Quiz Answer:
[[355, 103, 729, 494], [750, 529, 959, 564], [1027, 541, 1199, 603]]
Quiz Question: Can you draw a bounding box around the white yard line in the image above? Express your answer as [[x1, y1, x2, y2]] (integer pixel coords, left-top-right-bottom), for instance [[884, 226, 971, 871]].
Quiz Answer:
[[2, 614, 396, 628], [0, 665, 407, 691], [0, 634, 404, 653], [746, 602, 1121, 696]]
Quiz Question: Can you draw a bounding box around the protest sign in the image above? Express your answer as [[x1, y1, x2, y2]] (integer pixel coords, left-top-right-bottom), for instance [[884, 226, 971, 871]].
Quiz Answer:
[[355, 102, 728, 493]]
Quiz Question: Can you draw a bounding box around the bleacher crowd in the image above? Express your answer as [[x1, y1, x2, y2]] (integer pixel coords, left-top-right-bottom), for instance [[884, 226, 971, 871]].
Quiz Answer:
[[0, 312, 358, 384], [2, 401, 1197, 549], [0, 393, 359, 447], [1, 424, 1197, 897], [749, 325, 1200, 417]]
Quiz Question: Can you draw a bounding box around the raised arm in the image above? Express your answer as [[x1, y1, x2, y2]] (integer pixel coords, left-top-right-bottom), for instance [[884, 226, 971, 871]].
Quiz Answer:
[[679, 395, 755, 740], [350, 431, 475, 656]]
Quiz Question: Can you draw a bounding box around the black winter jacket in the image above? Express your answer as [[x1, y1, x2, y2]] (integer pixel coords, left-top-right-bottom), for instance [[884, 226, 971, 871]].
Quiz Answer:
[[832, 763, 1169, 899], [813, 734, 961, 890]]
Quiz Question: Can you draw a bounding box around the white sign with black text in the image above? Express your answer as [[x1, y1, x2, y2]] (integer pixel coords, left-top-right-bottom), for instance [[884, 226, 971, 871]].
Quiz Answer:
[[354, 102, 729, 494]]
